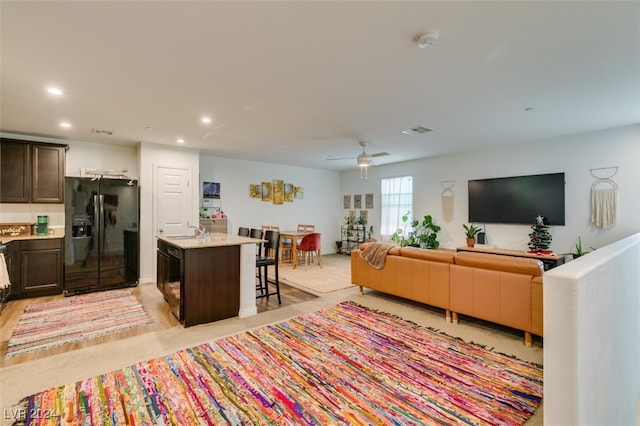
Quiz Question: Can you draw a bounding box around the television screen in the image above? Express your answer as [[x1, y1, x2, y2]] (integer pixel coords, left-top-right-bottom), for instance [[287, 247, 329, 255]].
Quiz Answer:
[[468, 173, 565, 225], [203, 182, 220, 199]]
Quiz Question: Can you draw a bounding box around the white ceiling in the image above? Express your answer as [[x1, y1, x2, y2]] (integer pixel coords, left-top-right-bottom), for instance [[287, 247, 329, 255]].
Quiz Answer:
[[1, 1, 639, 171]]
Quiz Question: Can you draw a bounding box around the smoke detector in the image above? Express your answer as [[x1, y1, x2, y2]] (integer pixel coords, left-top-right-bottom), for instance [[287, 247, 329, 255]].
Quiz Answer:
[[416, 31, 439, 48]]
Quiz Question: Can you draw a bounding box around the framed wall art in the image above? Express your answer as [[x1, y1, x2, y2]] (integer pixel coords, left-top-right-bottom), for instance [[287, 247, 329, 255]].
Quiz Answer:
[[261, 181, 273, 202], [365, 193, 374, 209], [354, 194, 362, 209], [284, 183, 294, 202], [250, 178, 303, 204], [273, 179, 284, 205], [343, 195, 351, 209], [249, 184, 262, 198]]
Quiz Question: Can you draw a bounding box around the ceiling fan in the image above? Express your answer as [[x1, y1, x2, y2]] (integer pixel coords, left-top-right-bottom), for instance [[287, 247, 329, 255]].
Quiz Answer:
[[327, 141, 390, 167]]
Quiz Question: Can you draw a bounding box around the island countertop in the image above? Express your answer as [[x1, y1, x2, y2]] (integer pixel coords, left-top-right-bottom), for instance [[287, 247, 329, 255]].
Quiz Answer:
[[156, 232, 263, 249]]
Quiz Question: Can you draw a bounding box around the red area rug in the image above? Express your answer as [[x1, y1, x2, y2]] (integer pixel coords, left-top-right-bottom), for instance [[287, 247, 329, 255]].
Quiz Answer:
[[6, 289, 152, 358], [15, 301, 542, 424]]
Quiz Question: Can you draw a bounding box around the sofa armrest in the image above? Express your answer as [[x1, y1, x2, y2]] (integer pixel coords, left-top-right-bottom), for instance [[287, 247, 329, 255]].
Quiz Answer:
[[532, 276, 543, 337]]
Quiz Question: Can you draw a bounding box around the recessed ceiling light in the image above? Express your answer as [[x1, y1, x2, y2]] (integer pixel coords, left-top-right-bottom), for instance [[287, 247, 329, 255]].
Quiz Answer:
[[59, 121, 71, 128], [401, 126, 434, 135], [177, 139, 185, 144], [201, 117, 212, 124], [47, 87, 63, 95]]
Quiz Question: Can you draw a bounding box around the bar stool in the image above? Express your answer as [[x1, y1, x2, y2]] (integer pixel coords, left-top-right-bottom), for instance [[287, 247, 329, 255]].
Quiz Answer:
[[255, 230, 281, 304], [238, 227, 250, 237], [250, 228, 264, 292]]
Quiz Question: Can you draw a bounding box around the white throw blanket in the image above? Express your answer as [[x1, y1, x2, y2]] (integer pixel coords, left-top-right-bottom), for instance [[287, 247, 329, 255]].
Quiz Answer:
[[0, 253, 10, 289]]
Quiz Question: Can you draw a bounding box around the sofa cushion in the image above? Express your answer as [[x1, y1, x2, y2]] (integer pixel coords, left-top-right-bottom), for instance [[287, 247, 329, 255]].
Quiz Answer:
[[454, 251, 543, 277], [400, 247, 455, 264]]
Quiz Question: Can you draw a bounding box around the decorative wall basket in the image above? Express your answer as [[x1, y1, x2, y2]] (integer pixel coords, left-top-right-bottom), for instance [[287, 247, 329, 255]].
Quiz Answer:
[[590, 166, 619, 229]]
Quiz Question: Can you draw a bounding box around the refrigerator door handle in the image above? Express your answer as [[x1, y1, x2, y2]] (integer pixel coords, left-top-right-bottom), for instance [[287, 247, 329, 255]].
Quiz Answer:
[[93, 194, 101, 253]]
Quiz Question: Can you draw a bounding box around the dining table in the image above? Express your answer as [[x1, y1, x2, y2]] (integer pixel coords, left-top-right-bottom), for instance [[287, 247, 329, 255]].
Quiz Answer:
[[279, 230, 315, 269]]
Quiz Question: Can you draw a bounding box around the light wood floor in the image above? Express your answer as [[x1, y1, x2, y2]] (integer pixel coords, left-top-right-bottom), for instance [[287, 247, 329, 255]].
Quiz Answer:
[[0, 280, 317, 368]]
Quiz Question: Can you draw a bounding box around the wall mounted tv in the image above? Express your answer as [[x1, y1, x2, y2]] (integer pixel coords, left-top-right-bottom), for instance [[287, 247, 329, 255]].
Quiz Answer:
[[468, 172, 565, 225], [203, 181, 220, 199]]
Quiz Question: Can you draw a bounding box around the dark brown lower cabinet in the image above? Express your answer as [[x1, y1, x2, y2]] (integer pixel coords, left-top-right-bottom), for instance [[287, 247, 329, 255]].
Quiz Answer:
[[157, 240, 240, 327], [11, 238, 64, 298]]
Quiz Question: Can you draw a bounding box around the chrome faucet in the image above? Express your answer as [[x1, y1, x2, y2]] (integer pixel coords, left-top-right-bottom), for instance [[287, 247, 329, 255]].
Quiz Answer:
[[189, 224, 209, 239]]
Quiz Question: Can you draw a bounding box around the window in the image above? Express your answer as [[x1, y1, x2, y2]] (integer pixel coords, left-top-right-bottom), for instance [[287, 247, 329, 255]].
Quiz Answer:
[[380, 176, 413, 238]]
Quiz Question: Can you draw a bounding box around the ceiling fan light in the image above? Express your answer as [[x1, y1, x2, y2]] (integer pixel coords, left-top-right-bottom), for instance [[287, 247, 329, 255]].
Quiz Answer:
[[357, 157, 371, 167]]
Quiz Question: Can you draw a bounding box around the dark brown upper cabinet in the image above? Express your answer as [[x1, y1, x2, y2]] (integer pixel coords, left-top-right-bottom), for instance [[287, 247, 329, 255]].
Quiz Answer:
[[0, 138, 67, 203]]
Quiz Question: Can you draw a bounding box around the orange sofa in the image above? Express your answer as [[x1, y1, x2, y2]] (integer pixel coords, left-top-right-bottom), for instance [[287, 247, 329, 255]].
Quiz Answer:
[[351, 244, 455, 321], [351, 244, 545, 346]]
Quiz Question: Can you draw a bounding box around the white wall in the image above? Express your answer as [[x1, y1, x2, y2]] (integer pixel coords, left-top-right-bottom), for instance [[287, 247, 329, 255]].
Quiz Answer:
[[65, 140, 139, 179], [138, 142, 200, 283], [544, 233, 640, 425], [340, 124, 640, 254], [199, 155, 341, 255]]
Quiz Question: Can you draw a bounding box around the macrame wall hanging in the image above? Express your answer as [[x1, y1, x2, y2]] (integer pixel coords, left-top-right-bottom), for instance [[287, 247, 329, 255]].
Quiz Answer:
[[590, 166, 619, 229], [441, 180, 455, 223]]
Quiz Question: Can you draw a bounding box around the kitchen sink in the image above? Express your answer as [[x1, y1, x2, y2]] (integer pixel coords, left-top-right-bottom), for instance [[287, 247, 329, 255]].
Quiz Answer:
[[166, 235, 199, 240]]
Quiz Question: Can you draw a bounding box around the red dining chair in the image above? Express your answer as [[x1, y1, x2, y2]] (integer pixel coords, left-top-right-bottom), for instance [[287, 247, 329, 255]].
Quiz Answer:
[[296, 232, 322, 269]]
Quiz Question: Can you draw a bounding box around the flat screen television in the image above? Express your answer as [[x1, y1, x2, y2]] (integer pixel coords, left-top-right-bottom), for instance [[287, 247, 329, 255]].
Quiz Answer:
[[203, 181, 220, 199], [468, 172, 565, 225]]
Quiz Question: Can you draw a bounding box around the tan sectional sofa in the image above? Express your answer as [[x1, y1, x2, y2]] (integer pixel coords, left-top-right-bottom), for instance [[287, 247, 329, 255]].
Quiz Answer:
[[351, 243, 545, 346]]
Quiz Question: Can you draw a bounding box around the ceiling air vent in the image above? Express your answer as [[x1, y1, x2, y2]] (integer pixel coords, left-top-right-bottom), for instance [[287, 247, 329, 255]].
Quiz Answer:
[[91, 128, 114, 136], [401, 126, 434, 136]]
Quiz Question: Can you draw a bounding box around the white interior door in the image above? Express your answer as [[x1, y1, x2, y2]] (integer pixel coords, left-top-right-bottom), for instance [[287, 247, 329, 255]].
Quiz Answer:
[[155, 166, 191, 236]]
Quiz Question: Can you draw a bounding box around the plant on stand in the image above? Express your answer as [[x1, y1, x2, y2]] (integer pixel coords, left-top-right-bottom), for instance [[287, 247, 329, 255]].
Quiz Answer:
[[391, 211, 441, 249], [356, 215, 367, 227], [344, 214, 356, 228], [367, 225, 375, 240], [462, 224, 481, 247]]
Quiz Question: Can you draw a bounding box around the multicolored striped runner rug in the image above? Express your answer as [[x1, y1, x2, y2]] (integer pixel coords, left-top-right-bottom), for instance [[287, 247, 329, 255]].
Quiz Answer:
[[16, 301, 542, 425], [6, 289, 152, 358]]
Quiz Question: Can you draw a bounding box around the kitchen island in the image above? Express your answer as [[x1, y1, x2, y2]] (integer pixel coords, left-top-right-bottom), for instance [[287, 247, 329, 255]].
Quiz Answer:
[[156, 233, 261, 327]]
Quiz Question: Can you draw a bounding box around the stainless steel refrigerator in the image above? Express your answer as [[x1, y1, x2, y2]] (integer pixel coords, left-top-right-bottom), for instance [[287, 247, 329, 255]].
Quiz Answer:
[[64, 177, 139, 295]]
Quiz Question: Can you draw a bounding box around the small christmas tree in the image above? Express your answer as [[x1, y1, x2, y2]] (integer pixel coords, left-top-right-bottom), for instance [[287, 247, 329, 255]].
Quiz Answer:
[[528, 215, 552, 254]]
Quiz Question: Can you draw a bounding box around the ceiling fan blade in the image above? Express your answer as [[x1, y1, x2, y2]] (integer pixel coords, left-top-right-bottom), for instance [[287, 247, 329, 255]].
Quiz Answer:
[[370, 152, 390, 158], [327, 156, 356, 161]]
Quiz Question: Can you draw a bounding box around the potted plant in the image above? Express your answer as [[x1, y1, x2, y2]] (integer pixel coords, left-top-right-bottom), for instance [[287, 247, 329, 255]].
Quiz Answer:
[[344, 215, 356, 229], [570, 237, 594, 259], [391, 211, 441, 249], [462, 224, 481, 247]]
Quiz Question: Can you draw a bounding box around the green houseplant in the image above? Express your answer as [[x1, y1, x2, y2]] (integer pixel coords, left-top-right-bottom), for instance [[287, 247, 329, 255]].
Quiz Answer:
[[367, 225, 374, 240], [570, 237, 594, 259], [391, 211, 441, 249], [462, 223, 481, 247]]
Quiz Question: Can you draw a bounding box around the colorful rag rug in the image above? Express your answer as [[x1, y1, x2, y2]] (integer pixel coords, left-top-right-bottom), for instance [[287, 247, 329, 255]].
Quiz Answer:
[[15, 301, 543, 425], [6, 289, 152, 358]]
